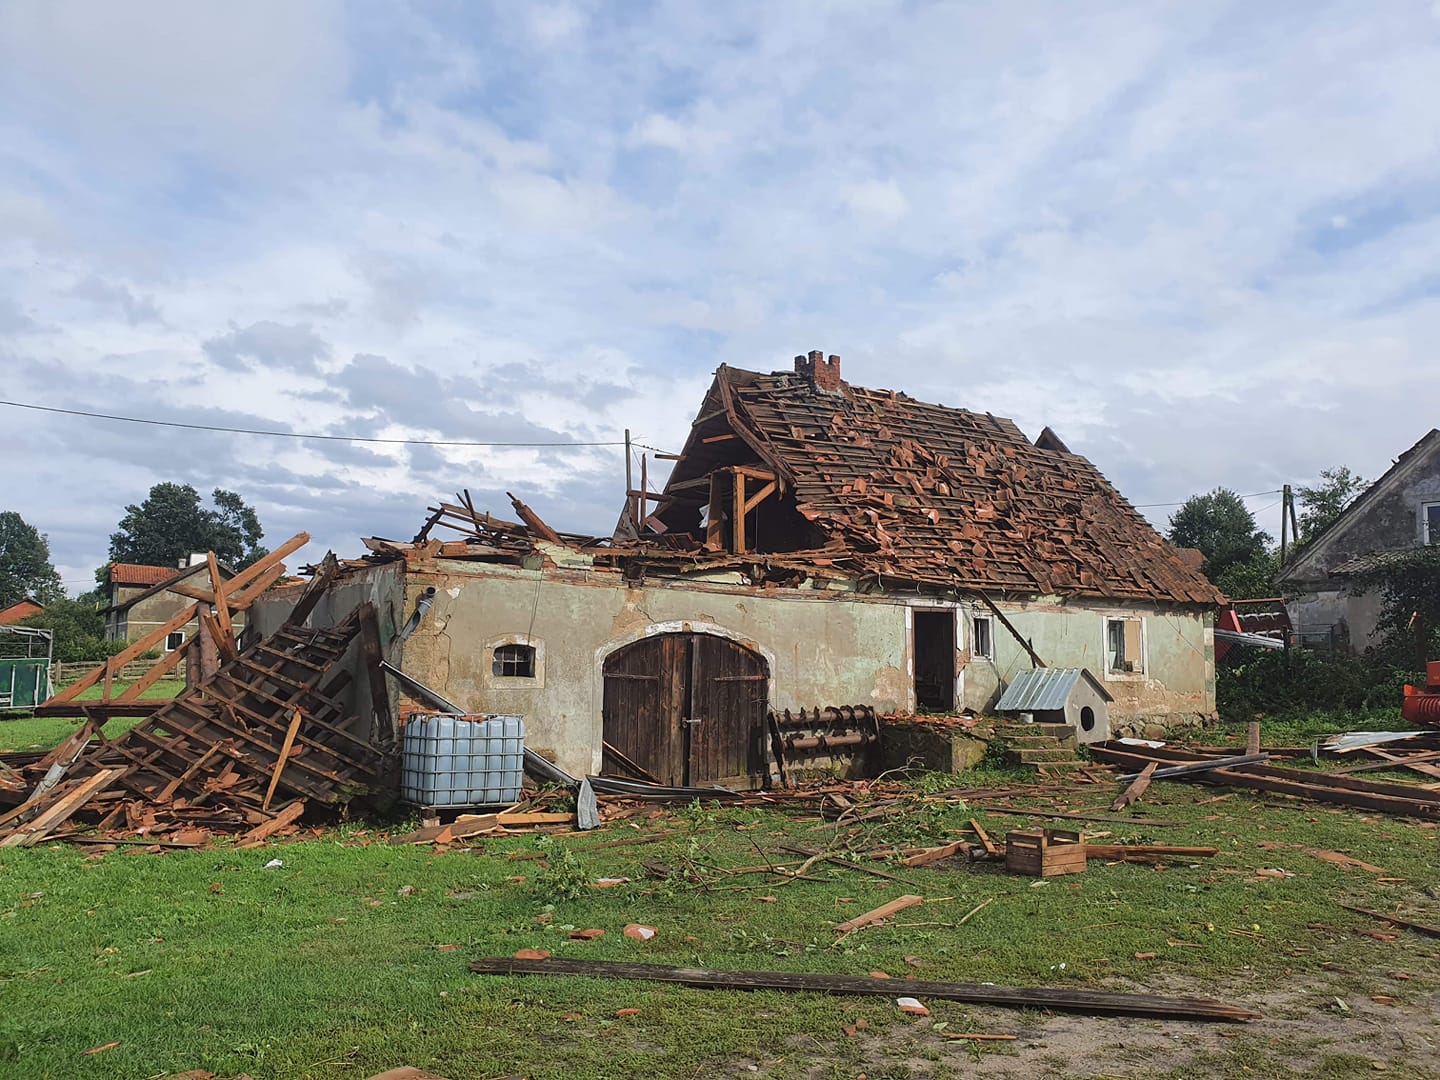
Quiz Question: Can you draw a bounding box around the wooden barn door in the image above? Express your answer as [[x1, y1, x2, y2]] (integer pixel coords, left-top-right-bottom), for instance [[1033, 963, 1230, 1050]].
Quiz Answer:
[[602, 633, 768, 788]]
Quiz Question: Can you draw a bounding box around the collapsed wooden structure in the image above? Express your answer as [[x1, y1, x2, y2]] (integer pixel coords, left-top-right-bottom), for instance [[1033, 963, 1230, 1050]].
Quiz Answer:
[[0, 545, 395, 847]]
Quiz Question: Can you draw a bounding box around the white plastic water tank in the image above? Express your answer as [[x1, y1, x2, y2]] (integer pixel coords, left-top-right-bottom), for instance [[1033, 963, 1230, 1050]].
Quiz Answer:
[[400, 713, 525, 808]]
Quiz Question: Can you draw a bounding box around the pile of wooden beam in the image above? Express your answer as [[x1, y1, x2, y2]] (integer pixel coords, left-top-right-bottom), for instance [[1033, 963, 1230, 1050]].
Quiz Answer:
[[1090, 742, 1440, 819], [0, 556, 396, 848]]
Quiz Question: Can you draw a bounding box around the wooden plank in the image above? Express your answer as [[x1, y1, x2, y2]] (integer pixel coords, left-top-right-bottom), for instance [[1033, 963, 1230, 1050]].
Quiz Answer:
[[900, 841, 970, 867], [44, 602, 202, 705], [235, 800, 307, 847], [393, 811, 575, 845], [199, 610, 238, 664], [969, 818, 1000, 857], [467, 957, 1262, 1022], [1246, 721, 1261, 756], [0, 768, 128, 847], [226, 560, 288, 611], [975, 592, 1045, 668], [732, 469, 746, 553], [223, 533, 310, 603], [1110, 761, 1157, 811], [1341, 904, 1440, 939], [602, 740, 662, 785], [263, 709, 305, 811], [207, 551, 233, 639], [113, 639, 189, 703], [283, 552, 339, 628], [835, 894, 924, 933]]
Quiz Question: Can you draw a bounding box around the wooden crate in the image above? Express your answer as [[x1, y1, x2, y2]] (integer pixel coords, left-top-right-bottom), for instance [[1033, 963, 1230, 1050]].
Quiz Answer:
[[1005, 828, 1086, 877]]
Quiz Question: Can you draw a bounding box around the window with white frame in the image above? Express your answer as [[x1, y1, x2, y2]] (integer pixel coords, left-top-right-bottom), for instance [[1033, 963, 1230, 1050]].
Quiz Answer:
[[971, 615, 994, 660], [1105, 617, 1145, 675], [1424, 502, 1440, 546], [165, 631, 185, 651]]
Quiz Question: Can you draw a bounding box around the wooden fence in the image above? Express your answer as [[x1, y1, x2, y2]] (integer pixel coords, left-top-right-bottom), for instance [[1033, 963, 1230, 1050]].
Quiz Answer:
[[53, 656, 172, 688]]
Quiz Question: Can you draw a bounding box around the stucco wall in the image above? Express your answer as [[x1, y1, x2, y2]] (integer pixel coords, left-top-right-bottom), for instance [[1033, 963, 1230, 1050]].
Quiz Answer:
[[248, 563, 408, 744], [107, 585, 244, 646], [382, 562, 1213, 778], [961, 600, 1215, 724], [1282, 439, 1439, 651]]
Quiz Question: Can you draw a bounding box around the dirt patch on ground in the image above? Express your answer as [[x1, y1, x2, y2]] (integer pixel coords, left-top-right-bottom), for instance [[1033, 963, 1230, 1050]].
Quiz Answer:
[[718, 971, 1440, 1079]]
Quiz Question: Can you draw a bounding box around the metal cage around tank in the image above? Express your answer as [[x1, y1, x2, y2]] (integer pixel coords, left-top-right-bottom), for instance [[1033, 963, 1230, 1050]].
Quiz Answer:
[[0, 626, 53, 710]]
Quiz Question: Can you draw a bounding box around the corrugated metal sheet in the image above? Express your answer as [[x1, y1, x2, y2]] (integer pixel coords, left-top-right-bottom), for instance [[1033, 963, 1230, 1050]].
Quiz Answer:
[[995, 667, 1112, 712]]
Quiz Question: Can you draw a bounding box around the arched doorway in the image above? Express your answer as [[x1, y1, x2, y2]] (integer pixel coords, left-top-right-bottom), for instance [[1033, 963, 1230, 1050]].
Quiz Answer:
[[602, 632, 769, 788]]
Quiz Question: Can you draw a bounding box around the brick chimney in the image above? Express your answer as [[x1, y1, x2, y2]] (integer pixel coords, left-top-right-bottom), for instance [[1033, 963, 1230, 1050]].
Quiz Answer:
[[794, 350, 842, 393]]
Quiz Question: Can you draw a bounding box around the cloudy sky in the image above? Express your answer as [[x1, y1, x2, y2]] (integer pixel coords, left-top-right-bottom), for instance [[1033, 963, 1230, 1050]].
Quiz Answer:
[[3, 1, 1439, 591]]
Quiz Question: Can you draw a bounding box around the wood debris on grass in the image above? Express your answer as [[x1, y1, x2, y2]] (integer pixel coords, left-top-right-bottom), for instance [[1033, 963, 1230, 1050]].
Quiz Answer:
[[468, 956, 1263, 1021]]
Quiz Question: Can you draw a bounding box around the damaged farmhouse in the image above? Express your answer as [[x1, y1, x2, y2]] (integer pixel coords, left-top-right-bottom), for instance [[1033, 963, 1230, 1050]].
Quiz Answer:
[[251, 351, 1225, 789]]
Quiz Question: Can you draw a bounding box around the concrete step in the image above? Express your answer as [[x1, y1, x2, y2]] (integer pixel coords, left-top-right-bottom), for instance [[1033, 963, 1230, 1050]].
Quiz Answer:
[[1012, 747, 1080, 764], [994, 723, 1077, 740]]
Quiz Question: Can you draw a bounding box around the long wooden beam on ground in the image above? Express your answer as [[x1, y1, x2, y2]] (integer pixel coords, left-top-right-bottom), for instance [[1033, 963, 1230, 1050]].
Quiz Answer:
[[468, 957, 1261, 1022]]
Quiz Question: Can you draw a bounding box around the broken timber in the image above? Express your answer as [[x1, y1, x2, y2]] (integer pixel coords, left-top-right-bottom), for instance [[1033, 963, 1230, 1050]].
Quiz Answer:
[[1090, 744, 1440, 820], [468, 957, 1261, 1022]]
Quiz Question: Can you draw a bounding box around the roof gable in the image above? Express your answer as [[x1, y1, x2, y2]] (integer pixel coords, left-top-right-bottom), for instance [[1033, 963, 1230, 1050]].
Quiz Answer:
[[675, 362, 1223, 605], [1277, 428, 1440, 583]]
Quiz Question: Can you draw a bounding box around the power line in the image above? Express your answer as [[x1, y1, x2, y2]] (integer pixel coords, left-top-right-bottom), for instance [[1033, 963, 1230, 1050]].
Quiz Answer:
[[1131, 489, 1282, 509], [0, 398, 631, 449]]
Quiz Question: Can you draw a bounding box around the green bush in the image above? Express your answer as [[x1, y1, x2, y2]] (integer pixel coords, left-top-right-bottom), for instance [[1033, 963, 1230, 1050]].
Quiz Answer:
[[1217, 647, 1415, 719]]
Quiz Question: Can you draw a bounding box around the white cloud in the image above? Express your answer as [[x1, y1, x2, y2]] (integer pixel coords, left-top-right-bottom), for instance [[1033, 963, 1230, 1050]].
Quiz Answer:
[[840, 180, 909, 224], [4, 1, 1440, 584]]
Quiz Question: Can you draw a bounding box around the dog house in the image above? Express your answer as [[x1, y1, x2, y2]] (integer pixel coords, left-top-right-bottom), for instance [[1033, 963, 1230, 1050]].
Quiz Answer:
[[994, 667, 1112, 744]]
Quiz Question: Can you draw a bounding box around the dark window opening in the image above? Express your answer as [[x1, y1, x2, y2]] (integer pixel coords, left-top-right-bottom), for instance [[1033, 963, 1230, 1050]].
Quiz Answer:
[[493, 643, 536, 678], [971, 616, 994, 660], [913, 610, 956, 711], [165, 631, 185, 651], [1426, 503, 1440, 545], [1080, 705, 1096, 732]]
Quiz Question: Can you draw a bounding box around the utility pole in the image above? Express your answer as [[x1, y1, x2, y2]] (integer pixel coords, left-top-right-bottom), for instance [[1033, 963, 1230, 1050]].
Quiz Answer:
[[624, 428, 635, 526], [1280, 484, 1290, 563]]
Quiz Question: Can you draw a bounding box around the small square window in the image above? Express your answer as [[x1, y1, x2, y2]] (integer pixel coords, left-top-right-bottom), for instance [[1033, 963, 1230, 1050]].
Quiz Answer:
[[165, 631, 185, 651], [1106, 618, 1144, 674], [971, 616, 994, 660], [492, 643, 536, 678]]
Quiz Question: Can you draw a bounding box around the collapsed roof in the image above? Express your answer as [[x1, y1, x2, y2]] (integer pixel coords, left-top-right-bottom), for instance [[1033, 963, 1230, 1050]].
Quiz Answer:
[[343, 353, 1222, 608], [648, 354, 1222, 605]]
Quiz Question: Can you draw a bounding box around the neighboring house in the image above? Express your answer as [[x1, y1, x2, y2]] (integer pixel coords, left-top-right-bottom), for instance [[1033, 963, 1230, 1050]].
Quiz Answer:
[[1277, 429, 1440, 652], [102, 558, 244, 648], [251, 350, 1224, 787], [0, 598, 44, 625]]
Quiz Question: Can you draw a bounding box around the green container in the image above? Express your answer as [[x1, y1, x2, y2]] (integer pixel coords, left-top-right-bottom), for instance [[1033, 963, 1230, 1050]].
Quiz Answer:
[[0, 658, 50, 708]]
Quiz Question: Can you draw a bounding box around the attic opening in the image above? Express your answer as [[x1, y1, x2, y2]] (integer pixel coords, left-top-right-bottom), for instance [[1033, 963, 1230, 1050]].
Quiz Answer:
[[913, 610, 956, 711]]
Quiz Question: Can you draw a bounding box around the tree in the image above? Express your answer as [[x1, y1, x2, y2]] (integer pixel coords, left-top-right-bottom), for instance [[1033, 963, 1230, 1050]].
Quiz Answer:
[[104, 484, 267, 576], [0, 511, 65, 607], [1354, 546, 1440, 670], [1213, 550, 1280, 601], [1167, 488, 1271, 584], [1295, 466, 1367, 544], [19, 598, 124, 662]]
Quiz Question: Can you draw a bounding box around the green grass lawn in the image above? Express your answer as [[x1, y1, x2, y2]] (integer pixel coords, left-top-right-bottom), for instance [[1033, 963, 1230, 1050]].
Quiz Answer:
[[1, 770, 1438, 1080], [0, 680, 184, 753]]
